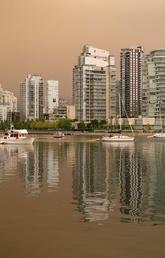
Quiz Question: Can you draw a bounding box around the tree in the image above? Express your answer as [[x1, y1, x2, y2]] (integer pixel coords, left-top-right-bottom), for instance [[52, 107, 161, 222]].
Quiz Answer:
[[57, 119, 72, 130], [99, 120, 107, 129], [90, 119, 99, 129], [78, 121, 86, 131]]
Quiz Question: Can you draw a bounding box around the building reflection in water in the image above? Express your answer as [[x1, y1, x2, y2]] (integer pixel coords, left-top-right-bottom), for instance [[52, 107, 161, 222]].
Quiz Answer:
[[21, 142, 63, 195], [0, 142, 62, 195], [102, 141, 165, 224], [72, 141, 146, 223], [72, 142, 119, 222], [1, 139, 165, 224], [114, 142, 143, 223], [0, 145, 33, 180], [141, 141, 165, 224], [102, 142, 144, 223]]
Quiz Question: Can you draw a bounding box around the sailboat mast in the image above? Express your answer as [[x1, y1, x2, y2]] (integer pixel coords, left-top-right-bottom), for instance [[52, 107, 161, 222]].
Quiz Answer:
[[121, 97, 134, 135], [119, 94, 122, 131]]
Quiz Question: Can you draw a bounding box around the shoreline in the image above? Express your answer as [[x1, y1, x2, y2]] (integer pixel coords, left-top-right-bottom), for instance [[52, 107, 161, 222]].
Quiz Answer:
[[28, 130, 153, 137], [0, 129, 155, 137]]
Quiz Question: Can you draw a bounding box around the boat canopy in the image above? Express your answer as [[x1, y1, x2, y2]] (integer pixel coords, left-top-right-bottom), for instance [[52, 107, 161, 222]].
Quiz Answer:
[[10, 129, 28, 134]]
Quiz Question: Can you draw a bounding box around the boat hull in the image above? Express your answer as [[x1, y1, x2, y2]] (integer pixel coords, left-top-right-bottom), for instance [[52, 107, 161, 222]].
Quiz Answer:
[[53, 136, 64, 138], [153, 133, 165, 138], [53, 131, 65, 138]]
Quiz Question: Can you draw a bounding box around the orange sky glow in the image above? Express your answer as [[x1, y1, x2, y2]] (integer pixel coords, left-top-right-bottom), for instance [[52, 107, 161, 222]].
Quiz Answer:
[[0, 0, 165, 99]]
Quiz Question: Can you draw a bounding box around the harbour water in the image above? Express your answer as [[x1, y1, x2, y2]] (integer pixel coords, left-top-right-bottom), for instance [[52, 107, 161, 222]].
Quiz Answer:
[[0, 136, 165, 257]]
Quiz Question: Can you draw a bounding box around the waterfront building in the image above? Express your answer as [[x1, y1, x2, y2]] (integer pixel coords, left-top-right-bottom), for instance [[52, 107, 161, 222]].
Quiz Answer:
[[73, 45, 116, 122], [142, 49, 165, 118], [7, 111, 20, 123], [0, 85, 17, 121], [55, 105, 67, 119], [20, 74, 44, 121], [66, 105, 75, 120], [52, 105, 75, 120], [44, 80, 59, 116], [121, 46, 144, 118]]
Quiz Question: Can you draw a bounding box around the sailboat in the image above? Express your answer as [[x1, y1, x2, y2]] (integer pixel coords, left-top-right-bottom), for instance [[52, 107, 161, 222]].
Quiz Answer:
[[100, 95, 135, 142]]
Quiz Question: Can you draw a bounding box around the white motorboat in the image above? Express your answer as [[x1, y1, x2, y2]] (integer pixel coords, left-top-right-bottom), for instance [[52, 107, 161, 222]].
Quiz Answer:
[[101, 135, 134, 142], [0, 129, 35, 144], [153, 132, 165, 138]]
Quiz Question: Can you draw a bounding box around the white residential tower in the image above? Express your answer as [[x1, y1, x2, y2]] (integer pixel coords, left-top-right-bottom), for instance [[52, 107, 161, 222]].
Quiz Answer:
[[73, 45, 116, 122]]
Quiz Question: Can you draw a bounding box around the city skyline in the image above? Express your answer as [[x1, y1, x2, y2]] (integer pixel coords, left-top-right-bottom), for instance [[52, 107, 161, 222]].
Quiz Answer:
[[1, 0, 165, 99]]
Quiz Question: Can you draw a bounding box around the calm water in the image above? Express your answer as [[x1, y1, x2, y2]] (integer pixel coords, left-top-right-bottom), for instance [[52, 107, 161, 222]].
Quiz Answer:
[[0, 136, 165, 257]]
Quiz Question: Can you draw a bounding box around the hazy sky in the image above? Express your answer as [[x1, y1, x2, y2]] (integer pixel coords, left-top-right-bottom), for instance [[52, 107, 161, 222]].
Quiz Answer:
[[1, 0, 165, 98]]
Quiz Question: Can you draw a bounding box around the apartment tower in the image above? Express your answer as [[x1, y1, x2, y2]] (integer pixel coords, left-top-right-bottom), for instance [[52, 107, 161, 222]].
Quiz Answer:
[[121, 46, 144, 118], [0, 84, 17, 121], [20, 74, 44, 120], [44, 80, 59, 115], [142, 49, 165, 118], [73, 45, 116, 122]]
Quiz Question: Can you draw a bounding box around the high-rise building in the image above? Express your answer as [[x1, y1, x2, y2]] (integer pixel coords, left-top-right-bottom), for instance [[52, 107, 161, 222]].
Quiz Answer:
[[121, 46, 144, 118], [73, 45, 116, 122], [0, 84, 17, 121], [20, 74, 44, 121], [142, 49, 165, 118], [44, 80, 59, 116]]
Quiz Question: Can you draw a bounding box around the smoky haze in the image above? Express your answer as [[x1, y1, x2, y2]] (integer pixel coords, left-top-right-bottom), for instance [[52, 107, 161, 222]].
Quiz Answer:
[[0, 0, 165, 99]]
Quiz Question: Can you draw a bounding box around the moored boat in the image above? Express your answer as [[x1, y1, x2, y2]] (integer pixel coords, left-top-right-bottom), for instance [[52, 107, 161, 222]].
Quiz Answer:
[[153, 132, 165, 138], [0, 129, 35, 144], [53, 132, 65, 138], [98, 94, 135, 142]]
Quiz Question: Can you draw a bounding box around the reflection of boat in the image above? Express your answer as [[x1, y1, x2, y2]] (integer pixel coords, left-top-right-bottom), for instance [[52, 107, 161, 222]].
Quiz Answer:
[[0, 144, 34, 152], [102, 141, 135, 149], [101, 135, 134, 142], [0, 129, 35, 144], [53, 132, 65, 138]]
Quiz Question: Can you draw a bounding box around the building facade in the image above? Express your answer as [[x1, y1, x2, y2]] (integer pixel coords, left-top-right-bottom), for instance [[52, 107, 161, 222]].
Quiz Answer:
[[44, 80, 59, 116], [73, 45, 116, 122], [142, 49, 165, 118], [20, 74, 44, 120], [66, 105, 75, 120], [0, 85, 17, 121], [121, 46, 144, 118]]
